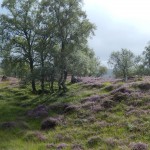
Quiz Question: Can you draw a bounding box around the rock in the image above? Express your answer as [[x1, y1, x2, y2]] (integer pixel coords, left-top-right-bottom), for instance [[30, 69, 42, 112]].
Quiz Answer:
[[41, 117, 59, 130]]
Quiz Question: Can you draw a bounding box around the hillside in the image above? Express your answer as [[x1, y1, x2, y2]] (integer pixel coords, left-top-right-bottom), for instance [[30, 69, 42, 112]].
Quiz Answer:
[[0, 76, 150, 150]]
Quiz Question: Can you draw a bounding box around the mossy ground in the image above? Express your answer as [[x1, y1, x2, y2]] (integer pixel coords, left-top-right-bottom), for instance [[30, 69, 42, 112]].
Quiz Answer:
[[0, 78, 150, 150]]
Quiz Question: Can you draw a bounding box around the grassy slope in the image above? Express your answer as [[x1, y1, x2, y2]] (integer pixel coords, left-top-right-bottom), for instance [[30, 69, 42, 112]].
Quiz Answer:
[[0, 78, 150, 150]]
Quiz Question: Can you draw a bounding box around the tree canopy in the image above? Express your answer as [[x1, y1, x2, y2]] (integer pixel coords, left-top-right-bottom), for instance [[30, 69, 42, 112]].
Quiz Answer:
[[108, 49, 135, 81], [0, 0, 105, 92]]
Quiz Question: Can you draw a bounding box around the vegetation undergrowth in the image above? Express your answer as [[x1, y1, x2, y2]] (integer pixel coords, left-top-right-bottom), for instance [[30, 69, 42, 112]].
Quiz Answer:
[[0, 77, 150, 150]]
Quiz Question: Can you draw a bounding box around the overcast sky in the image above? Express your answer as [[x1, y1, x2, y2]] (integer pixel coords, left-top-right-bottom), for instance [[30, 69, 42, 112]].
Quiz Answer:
[[83, 0, 150, 65], [1, 0, 150, 66]]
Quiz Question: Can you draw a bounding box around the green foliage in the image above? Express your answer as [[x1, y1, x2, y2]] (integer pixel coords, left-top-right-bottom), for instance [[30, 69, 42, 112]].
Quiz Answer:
[[87, 136, 102, 147], [67, 48, 106, 77], [133, 42, 150, 76], [108, 48, 135, 81], [143, 42, 150, 69], [135, 42, 150, 76], [0, 68, 3, 75], [0, 0, 99, 92], [97, 65, 107, 77], [1, 57, 29, 78]]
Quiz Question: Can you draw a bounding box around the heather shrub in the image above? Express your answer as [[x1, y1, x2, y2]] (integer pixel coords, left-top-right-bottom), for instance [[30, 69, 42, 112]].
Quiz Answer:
[[57, 143, 68, 149], [132, 82, 150, 91], [41, 117, 59, 130], [87, 136, 102, 147], [103, 85, 114, 92], [128, 99, 144, 107], [102, 99, 114, 108], [0, 121, 17, 129], [72, 144, 84, 150], [48, 103, 70, 114], [81, 95, 100, 103], [126, 123, 140, 132], [55, 133, 73, 142], [130, 142, 148, 150], [27, 104, 48, 118], [64, 105, 79, 113], [113, 92, 129, 102], [24, 131, 47, 142], [138, 83, 150, 91], [104, 138, 118, 147], [46, 143, 55, 149]]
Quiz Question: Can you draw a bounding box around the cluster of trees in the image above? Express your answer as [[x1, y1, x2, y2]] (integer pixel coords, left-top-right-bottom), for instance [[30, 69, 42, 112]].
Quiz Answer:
[[108, 44, 150, 81], [0, 0, 107, 92]]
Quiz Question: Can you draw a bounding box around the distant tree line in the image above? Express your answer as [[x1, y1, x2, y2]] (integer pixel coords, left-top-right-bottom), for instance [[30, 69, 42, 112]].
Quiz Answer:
[[108, 43, 150, 81], [0, 0, 107, 93]]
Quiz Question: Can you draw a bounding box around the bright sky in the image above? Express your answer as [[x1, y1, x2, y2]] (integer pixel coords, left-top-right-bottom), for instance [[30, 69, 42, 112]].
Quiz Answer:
[[83, 0, 150, 65]]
